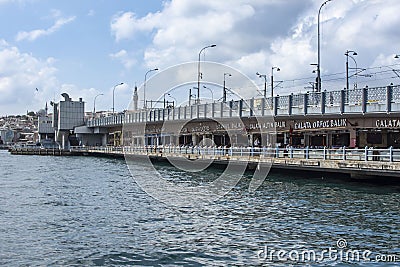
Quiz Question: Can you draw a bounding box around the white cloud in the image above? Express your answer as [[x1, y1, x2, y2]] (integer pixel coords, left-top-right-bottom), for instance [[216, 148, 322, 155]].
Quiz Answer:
[[15, 13, 76, 42], [110, 11, 159, 42], [0, 41, 59, 114], [109, 49, 136, 69], [109, 0, 400, 95], [0, 40, 107, 115], [87, 9, 95, 17]]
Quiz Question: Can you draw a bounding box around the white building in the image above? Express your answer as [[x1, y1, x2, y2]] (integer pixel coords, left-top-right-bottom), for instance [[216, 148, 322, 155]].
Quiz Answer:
[[51, 93, 85, 149]]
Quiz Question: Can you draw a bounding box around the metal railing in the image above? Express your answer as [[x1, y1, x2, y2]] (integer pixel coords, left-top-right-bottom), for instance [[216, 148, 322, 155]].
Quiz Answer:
[[86, 84, 400, 127], [69, 146, 400, 163]]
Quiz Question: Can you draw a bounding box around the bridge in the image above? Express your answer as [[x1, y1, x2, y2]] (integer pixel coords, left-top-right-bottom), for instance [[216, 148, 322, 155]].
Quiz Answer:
[[86, 85, 400, 127], [28, 84, 400, 180]]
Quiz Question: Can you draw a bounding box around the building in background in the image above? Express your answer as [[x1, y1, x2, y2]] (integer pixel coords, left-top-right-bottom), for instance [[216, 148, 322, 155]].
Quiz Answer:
[[37, 103, 54, 143], [50, 93, 85, 149]]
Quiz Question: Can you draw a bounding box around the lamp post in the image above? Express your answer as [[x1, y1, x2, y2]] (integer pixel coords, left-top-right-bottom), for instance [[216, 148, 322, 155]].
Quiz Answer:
[[188, 88, 196, 106], [223, 73, 231, 102], [112, 82, 124, 114], [256, 72, 267, 98], [317, 0, 333, 92], [197, 44, 216, 104], [203, 86, 214, 102], [345, 50, 358, 90], [271, 66, 280, 98], [395, 54, 400, 59], [167, 93, 177, 107], [93, 93, 104, 117], [144, 68, 159, 109]]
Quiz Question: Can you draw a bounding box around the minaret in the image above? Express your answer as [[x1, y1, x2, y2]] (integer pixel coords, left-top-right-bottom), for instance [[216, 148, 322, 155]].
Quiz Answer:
[[133, 85, 138, 111]]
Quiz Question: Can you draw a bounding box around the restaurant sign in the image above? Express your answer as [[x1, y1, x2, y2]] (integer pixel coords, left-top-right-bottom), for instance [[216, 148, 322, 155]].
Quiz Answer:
[[375, 119, 400, 128], [294, 118, 347, 130]]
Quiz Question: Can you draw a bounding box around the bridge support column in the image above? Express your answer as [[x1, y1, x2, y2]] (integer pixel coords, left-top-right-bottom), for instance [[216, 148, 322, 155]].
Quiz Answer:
[[248, 134, 253, 147], [350, 129, 357, 148], [192, 134, 198, 146], [102, 134, 107, 146]]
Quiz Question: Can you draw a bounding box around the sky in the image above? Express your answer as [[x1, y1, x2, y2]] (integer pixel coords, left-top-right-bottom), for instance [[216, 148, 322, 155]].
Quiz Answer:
[[0, 0, 400, 115]]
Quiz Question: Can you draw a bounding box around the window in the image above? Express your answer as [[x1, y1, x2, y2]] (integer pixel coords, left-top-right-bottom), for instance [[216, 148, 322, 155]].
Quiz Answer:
[[367, 132, 382, 144]]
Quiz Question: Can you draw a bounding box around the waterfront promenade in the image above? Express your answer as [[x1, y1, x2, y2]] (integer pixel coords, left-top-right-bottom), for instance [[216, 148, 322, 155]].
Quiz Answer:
[[10, 145, 400, 179]]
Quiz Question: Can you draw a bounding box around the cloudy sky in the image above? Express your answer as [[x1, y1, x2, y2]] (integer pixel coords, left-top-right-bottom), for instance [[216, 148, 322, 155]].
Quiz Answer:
[[0, 0, 399, 115]]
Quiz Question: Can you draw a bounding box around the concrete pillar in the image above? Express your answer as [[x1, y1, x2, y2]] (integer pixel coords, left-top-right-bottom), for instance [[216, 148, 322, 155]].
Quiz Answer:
[[61, 131, 69, 149], [350, 129, 357, 148], [327, 133, 332, 147], [382, 130, 388, 148], [284, 132, 289, 145], [304, 133, 310, 147], [192, 134, 198, 145]]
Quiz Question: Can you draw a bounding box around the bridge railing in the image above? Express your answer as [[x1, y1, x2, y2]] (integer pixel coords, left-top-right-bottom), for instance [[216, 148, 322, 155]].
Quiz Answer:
[[86, 85, 400, 127], [70, 145, 400, 163]]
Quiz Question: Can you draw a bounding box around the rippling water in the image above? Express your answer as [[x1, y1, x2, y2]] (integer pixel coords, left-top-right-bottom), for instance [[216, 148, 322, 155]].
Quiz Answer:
[[0, 150, 399, 266]]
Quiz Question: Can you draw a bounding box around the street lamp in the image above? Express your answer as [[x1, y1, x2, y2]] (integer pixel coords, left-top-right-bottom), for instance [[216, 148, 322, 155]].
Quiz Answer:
[[167, 93, 177, 107], [271, 66, 280, 98], [197, 44, 216, 104], [223, 73, 231, 102], [203, 86, 214, 102], [345, 50, 358, 90], [188, 88, 196, 106], [256, 72, 267, 98], [112, 82, 124, 114], [317, 0, 333, 92], [93, 93, 104, 117], [395, 54, 400, 59], [144, 68, 159, 109]]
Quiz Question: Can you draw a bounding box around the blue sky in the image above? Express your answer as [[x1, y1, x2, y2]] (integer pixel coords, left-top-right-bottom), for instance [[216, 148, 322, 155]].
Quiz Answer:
[[1, 0, 400, 115]]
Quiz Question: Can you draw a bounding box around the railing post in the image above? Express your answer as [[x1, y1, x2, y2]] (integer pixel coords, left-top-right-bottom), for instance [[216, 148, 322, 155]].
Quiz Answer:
[[239, 100, 243, 117], [323, 146, 327, 160], [273, 96, 278, 116], [305, 146, 309, 159], [321, 90, 326, 114], [304, 93, 308, 115], [250, 98, 254, 117], [389, 146, 393, 162], [364, 146, 368, 161], [288, 94, 293, 116], [340, 89, 345, 114], [342, 146, 346, 160], [261, 97, 265, 116], [362, 87, 367, 114], [289, 146, 293, 158], [386, 85, 393, 113], [229, 147, 233, 156], [275, 147, 279, 158]]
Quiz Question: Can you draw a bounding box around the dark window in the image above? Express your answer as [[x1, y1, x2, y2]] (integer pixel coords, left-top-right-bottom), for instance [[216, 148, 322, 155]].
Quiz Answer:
[[367, 133, 382, 144]]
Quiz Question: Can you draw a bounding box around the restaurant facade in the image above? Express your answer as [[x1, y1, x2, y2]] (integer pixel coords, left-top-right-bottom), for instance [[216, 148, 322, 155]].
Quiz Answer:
[[122, 113, 400, 149]]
